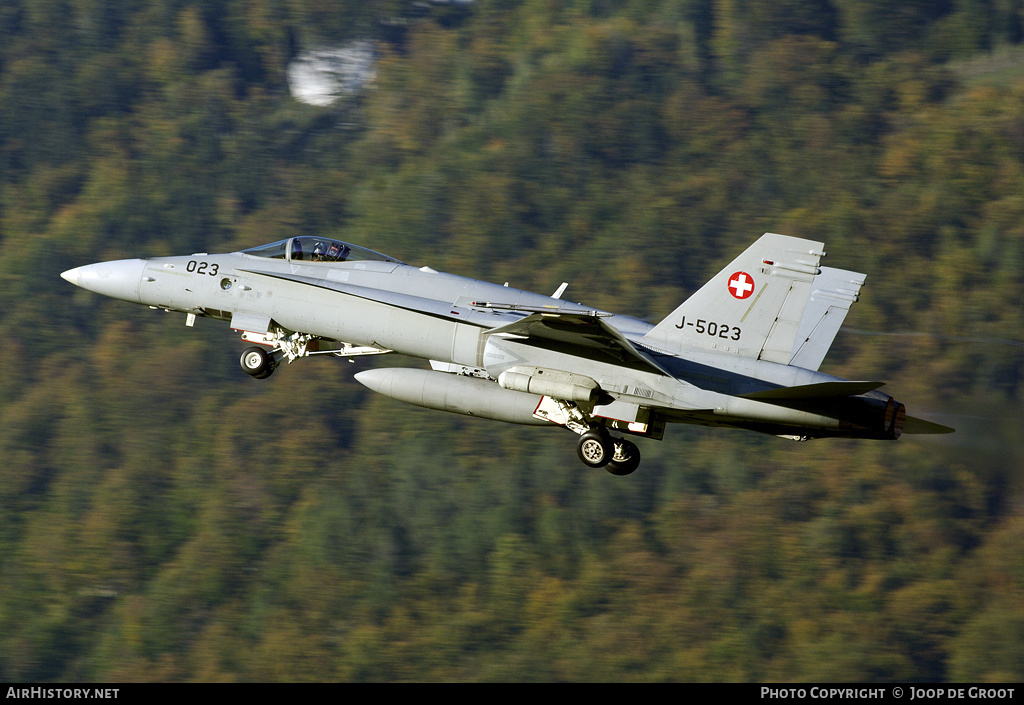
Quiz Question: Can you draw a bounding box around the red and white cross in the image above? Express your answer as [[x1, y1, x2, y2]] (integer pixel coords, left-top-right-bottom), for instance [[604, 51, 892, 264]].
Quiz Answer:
[[728, 272, 754, 299]]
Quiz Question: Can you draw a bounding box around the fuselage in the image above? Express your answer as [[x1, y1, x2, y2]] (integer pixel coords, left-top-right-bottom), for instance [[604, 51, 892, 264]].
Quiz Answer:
[[61, 246, 841, 397], [61, 234, 954, 474], [71, 244, 851, 420], [63, 234, 940, 452]]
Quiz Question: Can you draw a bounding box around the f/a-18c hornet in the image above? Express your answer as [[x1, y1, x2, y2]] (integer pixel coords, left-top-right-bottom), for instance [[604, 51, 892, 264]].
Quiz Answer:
[[62, 233, 953, 475]]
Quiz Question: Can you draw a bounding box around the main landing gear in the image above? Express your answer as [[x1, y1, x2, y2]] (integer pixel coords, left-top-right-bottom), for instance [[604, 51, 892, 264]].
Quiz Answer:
[[576, 428, 641, 476], [542, 397, 645, 476]]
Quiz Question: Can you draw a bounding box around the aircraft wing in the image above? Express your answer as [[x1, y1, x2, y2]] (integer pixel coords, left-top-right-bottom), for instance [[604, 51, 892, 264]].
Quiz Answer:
[[485, 312, 670, 376]]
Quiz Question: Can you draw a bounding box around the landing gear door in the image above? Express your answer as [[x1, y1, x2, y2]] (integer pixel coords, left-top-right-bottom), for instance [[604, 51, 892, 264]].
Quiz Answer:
[[230, 312, 272, 335]]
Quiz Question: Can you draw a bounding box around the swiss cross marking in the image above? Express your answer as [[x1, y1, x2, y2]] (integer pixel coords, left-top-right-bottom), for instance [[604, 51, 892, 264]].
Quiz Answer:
[[728, 272, 754, 299]]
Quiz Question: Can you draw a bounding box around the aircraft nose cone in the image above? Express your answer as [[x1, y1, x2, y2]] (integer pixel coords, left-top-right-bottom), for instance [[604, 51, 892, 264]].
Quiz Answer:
[[60, 267, 81, 286], [61, 259, 147, 303]]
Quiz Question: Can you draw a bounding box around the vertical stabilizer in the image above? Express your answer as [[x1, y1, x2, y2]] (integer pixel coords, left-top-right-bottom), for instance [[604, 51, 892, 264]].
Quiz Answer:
[[643, 233, 826, 362]]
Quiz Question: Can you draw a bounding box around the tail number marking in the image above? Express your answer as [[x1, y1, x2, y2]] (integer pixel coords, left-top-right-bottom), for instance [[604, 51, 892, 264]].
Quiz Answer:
[[674, 317, 741, 341]]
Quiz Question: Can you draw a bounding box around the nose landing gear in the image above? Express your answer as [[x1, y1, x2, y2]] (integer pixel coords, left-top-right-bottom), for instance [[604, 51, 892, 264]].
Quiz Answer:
[[237, 326, 392, 379], [240, 346, 280, 379]]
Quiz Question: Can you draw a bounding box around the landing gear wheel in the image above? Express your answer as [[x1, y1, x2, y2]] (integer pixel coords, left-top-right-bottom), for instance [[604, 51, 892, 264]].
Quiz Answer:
[[577, 430, 613, 468], [606, 439, 641, 476], [240, 346, 272, 378]]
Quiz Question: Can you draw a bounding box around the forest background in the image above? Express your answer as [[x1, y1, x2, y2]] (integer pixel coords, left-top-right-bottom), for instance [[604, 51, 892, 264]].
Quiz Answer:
[[1, 0, 1023, 682]]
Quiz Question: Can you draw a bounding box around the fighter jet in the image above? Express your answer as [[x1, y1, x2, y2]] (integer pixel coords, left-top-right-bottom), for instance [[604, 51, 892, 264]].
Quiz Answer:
[[61, 233, 953, 475]]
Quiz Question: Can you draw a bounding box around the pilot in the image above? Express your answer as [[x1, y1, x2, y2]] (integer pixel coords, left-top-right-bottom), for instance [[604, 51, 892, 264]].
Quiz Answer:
[[312, 241, 326, 261]]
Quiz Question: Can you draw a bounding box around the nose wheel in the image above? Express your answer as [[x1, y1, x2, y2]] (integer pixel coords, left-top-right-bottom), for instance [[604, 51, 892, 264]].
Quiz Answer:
[[240, 346, 279, 379]]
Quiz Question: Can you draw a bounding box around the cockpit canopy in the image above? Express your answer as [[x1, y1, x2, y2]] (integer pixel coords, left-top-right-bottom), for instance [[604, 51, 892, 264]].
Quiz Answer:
[[242, 237, 402, 264]]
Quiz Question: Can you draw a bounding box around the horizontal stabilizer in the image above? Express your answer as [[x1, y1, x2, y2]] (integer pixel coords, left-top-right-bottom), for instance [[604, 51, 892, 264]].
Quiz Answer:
[[903, 416, 956, 435], [740, 380, 886, 400]]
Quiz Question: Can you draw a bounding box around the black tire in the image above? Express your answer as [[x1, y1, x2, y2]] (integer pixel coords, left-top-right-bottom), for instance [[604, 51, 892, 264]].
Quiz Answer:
[[577, 430, 612, 468], [606, 439, 640, 476], [240, 346, 270, 377]]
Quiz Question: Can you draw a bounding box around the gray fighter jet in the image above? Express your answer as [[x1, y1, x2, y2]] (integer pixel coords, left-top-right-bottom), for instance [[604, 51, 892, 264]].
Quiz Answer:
[[61, 233, 953, 475]]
